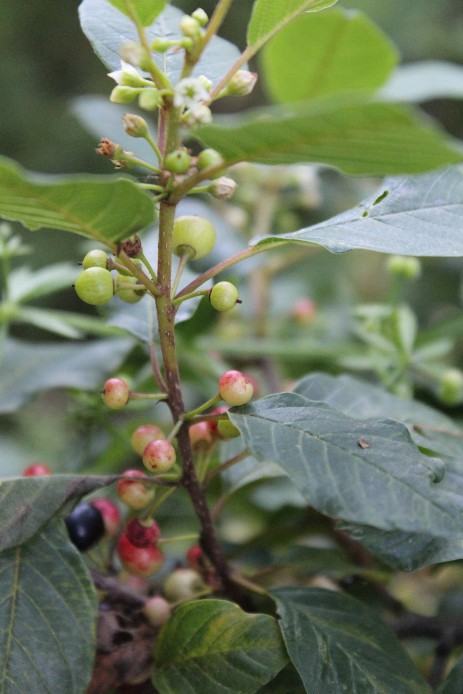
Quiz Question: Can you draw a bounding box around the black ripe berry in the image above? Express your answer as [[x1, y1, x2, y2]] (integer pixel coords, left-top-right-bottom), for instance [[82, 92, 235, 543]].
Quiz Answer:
[[65, 503, 105, 551]]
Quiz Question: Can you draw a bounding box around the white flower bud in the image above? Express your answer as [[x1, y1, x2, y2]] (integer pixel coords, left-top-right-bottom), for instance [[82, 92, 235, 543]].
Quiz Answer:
[[225, 70, 258, 96], [110, 86, 139, 104], [210, 177, 238, 200], [122, 114, 149, 138]]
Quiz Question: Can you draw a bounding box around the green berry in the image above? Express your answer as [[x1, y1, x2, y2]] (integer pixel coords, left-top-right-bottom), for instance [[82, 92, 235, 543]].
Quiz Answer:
[[82, 249, 108, 270], [116, 258, 142, 277], [217, 416, 240, 439], [75, 267, 114, 305], [164, 149, 191, 174], [163, 568, 204, 602], [386, 255, 422, 281], [439, 369, 463, 406], [173, 215, 216, 260], [197, 148, 224, 177], [209, 282, 239, 312], [218, 370, 254, 407], [115, 273, 145, 304]]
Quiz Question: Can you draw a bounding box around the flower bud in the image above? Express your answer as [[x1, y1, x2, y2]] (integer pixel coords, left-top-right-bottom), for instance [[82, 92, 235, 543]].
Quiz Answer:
[[225, 70, 258, 97], [209, 177, 237, 200], [138, 88, 162, 111], [119, 41, 151, 71], [183, 104, 212, 126], [122, 113, 149, 138], [192, 9, 208, 26], [180, 15, 202, 38], [151, 37, 172, 52], [108, 60, 147, 87]]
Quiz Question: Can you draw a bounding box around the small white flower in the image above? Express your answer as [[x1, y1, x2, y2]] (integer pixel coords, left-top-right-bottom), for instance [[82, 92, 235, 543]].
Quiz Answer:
[[183, 103, 212, 126], [174, 78, 210, 110], [108, 61, 146, 88]]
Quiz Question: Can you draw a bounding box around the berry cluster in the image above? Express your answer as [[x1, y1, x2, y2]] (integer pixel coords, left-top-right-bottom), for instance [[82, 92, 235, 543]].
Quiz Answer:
[[74, 249, 146, 306]]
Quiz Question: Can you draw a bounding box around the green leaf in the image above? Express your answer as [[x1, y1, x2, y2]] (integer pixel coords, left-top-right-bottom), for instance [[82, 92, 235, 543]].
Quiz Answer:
[[12, 306, 127, 339], [255, 166, 463, 255], [247, 0, 338, 50], [0, 519, 97, 694], [271, 587, 431, 694], [0, 156, 155, 248], [257, 664, 306, 693], [9, 263, 79, 303], [153, 599, 288, 693], [0, 475, 117, 552], [229, 392, 463, 539], [196, 99, 462, 176], [381, 61, 463, 103], [107, 0, 167, 26], [0, 337, 133, 413], [437, 655, 463, 694], [262, 9, 398, 103], [79, 0, 242, 87]]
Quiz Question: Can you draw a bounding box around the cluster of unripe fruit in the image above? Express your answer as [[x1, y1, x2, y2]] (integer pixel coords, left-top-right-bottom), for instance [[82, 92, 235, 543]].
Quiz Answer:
[[74, 248, 146, 306]]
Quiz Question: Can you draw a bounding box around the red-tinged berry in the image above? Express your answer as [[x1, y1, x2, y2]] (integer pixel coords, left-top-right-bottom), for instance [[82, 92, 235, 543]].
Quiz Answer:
[[74, 267, 114, 305], [217, 415, 240, 439], [82, 249, 108, 270], [164, 568, 204, 602], [131, 424, 166, 456], [102, 377, 131, 409], [23, 463, 52, 477], [173, 216, 216, 260], [125, 517, 160, 548], [189, 421, 214, 449], [143, 595, 172, 627], [186, 544, 204, 569], [116, 469, 155, 510], [90, 497, 121, 538], [164, 148, 191, 174], [208, 406, 229, 438], [292, 298, 317, 325], [65, 503, 105, 551], [209, 282, 239, 312], [117, 532, 164, 577], [142, 439, 176, 473], [218, 370, 254, 407]]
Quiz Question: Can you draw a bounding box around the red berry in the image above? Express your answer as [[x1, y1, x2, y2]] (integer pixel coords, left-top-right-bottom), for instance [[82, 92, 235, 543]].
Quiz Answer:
[[218, 370, 254, 407], [186, 544, 204, 569], [189, 421, 213, 449], [142, 439, 176, 473], [131, 424, 166, 456], [117, 532, 164, 577], [90, 497, 121, 538], [23, 463, 52, 477], [143, 595, 172, 627], [102, 378, 131, 409], [125, 518, 160, 547], [116, 469, 156, 510]]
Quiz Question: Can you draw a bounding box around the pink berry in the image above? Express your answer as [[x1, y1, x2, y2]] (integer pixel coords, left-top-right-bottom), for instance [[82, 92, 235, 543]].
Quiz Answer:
[[116, 469, 156, 510], [90, 497, 121, 538], [23, 463, 52, 477], [125, 518, 160, 548], [189, 421, 214, 449], [218, 370, 254, 407], [131, 424, 166, 456], [142, 440, 176, 473], [101, 378, 131, 409], [117, 532, 164, 577], [292, 298, 317, 324], [143, 595, 172, 627], [186, 544, 204, 569]]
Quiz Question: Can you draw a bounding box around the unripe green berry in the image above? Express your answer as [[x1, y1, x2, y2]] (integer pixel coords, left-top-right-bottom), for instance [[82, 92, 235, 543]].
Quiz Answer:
[[197, 148, 224, 177], [439, 368, 463, 406], [173, 215, 216, 260], [115, 273, 145, 304], [143, 439, 176, 473], [116, 258, 143, 277], [164, 149, 191, 174], [386, 255, 422, 281], [75, 267, 114, 305], [209, 282, 239, 312], [131, 424, 166, 456], [218, 370, 254, 407], [163, 568, 204, 602], [102, 377, 131, 409], [82, 249, 108, 270]]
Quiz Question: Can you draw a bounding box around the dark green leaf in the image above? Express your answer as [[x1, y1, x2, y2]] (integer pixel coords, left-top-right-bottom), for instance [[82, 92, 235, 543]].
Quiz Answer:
[[271, 587, 431, 694], [262, 9, 398, 103], [229, 392, 463, 538], [437, 654, 463, 694], [255, 166, 463, 255], [196, 100, 462, 176], [153, 599, 288, 693], [0, 337, 133, 413], [257, 664, 306, 693], [247, 0, 338, 50], [107, 0, 167, 26], [0, 519, 97, 694], [0, 475, 117, 552], [0, 156, 154, 247], [79, 0, 241, 87]]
